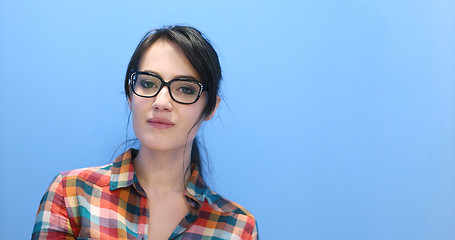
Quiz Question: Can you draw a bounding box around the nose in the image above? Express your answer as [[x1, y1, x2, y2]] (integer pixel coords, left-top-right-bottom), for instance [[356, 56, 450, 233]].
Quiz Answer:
[[152, 86, 173, 111]]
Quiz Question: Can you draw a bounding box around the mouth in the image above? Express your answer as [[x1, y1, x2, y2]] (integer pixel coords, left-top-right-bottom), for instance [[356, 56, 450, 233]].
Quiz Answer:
[[147, 117, 175, 129]]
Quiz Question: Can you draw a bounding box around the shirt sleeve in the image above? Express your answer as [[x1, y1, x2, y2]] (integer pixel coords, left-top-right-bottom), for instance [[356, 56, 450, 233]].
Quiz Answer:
[[32, 174, 76, 240]]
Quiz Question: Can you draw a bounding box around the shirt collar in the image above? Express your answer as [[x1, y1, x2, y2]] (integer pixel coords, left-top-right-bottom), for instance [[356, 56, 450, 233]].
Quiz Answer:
[[184, 164, 209, 209], [109, 149, 209, 208], [109, 148, 137, 191]]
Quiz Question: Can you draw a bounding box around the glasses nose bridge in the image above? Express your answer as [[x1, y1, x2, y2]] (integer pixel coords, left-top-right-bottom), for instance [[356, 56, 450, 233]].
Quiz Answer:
[[155, 79, 174, 99], [161, 80, 172, 90], [158, 79, 173, 95]]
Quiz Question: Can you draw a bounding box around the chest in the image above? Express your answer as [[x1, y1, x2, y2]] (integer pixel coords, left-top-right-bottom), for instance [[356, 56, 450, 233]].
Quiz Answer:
[[145, 192, 191, 240], [70, 185, 250, 239]]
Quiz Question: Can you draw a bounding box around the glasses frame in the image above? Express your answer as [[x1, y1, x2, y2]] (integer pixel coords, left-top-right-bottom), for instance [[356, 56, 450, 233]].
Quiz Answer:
[[129, 71, 208, 104]]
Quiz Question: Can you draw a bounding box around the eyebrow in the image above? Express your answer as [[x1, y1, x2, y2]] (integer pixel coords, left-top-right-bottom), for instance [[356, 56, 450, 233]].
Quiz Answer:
[[173, 74, 198, 80], [141, 70, 199, 81]]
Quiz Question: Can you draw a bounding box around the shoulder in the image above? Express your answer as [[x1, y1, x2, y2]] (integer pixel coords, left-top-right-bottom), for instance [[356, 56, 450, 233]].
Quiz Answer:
[[205, 190, 255, 219], [197, 190, 259, 239], [57, 163, 112, 187]]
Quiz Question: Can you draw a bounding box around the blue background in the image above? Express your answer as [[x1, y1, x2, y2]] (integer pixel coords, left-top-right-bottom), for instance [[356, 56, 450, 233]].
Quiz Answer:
[[1, 0, 454, 239]]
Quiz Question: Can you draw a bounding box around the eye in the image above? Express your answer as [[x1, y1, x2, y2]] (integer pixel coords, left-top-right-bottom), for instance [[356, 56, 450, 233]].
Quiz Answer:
[[178, 85, 197, 95], [139, 80, 157, 89]]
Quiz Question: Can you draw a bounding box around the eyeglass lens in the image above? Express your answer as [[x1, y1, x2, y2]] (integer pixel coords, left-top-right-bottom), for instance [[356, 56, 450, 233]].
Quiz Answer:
[[133, 73, 201, 103]]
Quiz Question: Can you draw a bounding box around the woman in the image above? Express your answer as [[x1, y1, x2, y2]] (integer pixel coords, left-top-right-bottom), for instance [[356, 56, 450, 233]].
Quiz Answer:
[[32, 25, 258, 240]]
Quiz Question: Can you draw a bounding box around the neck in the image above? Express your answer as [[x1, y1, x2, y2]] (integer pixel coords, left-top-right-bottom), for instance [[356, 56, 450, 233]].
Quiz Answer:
[[133, 145, 192, 193]]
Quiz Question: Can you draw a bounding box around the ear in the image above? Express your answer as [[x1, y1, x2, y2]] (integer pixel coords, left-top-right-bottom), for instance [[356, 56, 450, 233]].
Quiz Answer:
[[128, 97, 132, 110], [204, 96, 221, 121]]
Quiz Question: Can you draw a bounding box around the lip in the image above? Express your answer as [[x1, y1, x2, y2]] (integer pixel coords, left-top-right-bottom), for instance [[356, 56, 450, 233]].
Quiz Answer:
[[147, 117, 175, 129]]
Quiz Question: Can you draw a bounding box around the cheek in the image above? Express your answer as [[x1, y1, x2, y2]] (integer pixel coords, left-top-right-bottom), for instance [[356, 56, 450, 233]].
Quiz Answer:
[[130, 97, 147, 113], [176, 107, 205, 138], [187, 102, 207, 123], [130, 99, 148, 127], [194, 95, 208, 118]]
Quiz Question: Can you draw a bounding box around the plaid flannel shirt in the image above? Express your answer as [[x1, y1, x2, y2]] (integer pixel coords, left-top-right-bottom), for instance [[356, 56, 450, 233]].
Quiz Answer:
[[32, 149, 258, 239]]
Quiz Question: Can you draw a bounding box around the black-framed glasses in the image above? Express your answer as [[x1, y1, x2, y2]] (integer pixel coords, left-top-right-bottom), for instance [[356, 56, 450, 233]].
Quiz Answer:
[[129, 71, 208, 104]]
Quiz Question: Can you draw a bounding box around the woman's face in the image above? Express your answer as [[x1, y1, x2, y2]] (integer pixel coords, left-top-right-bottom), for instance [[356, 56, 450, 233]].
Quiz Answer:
[[130, 39, 210, 153]]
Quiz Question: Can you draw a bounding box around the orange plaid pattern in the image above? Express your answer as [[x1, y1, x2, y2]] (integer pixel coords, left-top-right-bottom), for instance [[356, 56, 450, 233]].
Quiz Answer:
[[32, 149, 258, 239]]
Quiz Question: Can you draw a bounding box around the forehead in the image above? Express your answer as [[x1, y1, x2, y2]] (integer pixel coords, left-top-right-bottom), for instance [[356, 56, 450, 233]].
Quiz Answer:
[[138, 39, 200, 80]]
